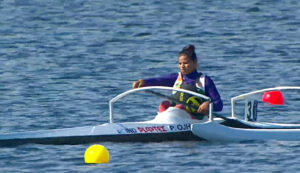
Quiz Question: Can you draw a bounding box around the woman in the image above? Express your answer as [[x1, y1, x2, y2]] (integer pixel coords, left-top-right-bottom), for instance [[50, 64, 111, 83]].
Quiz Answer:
[[132, 44, 223, 117]]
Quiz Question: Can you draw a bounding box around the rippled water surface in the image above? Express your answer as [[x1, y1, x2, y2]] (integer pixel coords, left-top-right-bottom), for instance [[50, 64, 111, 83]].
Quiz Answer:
[[0, 0, 299, 172]]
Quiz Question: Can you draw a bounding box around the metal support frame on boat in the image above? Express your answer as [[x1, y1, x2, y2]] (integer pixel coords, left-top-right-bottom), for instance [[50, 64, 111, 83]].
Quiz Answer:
[[109, 86, 211, 123], [231, 86, 300, 118]]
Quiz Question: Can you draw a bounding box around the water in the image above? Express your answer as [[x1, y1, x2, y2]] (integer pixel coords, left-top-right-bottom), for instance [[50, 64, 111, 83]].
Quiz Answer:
[[0, 0, 299, 172]]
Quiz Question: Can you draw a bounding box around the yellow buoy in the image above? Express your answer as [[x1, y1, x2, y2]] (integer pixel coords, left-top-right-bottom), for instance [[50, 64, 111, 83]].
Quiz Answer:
[[84, 144, 110, 164]]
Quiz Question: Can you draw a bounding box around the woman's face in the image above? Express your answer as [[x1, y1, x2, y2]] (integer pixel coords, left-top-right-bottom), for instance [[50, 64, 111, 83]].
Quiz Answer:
[[178, 55, 197, 75]]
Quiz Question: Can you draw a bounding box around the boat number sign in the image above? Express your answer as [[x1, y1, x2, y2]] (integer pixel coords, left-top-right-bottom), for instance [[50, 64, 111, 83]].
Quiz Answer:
[[117, 123, 191, 134], [245, 100, 258, 122]]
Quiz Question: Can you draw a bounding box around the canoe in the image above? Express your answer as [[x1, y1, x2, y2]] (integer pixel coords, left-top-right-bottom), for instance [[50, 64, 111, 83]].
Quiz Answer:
[[1, 86, 299, 145]]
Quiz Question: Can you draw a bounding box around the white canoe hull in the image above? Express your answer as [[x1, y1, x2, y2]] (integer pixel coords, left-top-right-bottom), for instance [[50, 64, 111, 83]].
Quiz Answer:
[[0, 123, 199, 146], [3, 107, 300, 145], [2, 86, 299, 145], [192, 121, 300, 142], [0, 108, 206, 146]]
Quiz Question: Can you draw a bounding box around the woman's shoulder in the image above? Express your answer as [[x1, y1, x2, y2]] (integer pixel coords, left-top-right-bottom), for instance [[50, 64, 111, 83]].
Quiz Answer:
[[198, 72, 212, 80], [198, 73, 216, 86]]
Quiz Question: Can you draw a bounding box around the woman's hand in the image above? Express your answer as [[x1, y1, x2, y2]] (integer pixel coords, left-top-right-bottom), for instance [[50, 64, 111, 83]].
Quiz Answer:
[[197, 101, 210, 115], [132, 79, 144, 89]]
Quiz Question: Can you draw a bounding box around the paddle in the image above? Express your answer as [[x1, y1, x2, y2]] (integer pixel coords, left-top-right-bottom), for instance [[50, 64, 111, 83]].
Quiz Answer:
[[146, 90, 266, 129], [145, 90, 235, 122]]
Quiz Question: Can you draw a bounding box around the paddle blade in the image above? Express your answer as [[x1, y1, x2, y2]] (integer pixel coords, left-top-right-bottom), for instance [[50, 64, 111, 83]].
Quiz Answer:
[[262, 91, 284, 105]]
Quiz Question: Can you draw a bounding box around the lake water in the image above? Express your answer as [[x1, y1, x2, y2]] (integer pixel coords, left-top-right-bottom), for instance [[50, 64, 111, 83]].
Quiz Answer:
[[0, 0, 299, 172]]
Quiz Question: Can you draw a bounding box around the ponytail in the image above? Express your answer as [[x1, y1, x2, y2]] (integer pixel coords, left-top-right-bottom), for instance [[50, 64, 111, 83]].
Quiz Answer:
[[179, 44, 197, 61]]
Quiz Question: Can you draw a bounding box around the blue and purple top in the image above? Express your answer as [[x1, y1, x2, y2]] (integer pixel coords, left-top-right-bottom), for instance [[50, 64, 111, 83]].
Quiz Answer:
[[143, 70, 223, 112]]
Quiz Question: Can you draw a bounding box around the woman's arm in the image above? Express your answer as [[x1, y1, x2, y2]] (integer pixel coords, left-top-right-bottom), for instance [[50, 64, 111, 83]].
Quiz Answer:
[[204, 76, 223, 112], [132, 73, 178, 88]]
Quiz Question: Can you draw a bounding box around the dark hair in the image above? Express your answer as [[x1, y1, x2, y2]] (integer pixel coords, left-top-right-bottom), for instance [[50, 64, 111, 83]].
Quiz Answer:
[[179, 44, 197, 61]]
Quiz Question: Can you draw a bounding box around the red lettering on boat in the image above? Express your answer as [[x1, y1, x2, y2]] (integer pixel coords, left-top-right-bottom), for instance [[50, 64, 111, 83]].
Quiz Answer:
[[136, 126, 168, 133], [137, 127, 145, 133]]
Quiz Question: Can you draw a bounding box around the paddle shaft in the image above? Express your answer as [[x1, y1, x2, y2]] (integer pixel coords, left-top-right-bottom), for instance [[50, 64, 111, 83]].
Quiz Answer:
[[145, 90, 233, 121]]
